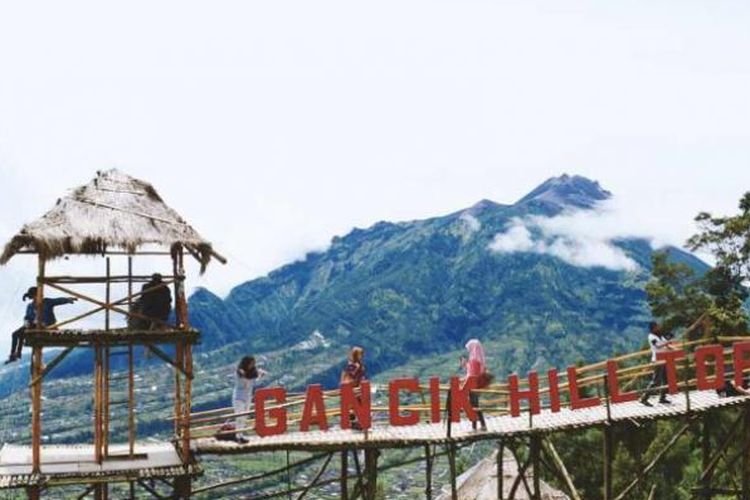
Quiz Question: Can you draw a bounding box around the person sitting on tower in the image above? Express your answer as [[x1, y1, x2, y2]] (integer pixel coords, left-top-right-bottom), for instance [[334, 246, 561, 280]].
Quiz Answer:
[[140, 273, 172, 328], [6, 287, 77, 363]]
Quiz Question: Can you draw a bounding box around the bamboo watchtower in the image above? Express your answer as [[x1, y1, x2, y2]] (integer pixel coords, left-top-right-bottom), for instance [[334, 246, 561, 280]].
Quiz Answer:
[[0, 169, 225, 499]]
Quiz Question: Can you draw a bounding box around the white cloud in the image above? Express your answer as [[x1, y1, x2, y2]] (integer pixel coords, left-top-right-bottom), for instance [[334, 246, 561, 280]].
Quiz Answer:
[[459, 212, 481, 234], [489, 219, 534, 253], [488, 202, 645, 271]]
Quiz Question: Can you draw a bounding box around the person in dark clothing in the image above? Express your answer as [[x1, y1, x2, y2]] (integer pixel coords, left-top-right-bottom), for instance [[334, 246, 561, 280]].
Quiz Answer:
[[140, 273, 172, 328], [6, 287, 76, 363], [640, 321, 674, 406]]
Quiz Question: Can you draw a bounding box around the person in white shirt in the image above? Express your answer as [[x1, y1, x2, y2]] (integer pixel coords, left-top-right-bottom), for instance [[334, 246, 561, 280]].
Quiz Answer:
[[640, 322, 674, 406], [231, 356, 268, 443]]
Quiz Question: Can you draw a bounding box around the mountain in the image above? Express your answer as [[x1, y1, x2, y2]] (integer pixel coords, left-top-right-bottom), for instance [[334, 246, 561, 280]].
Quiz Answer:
[[189, 174, 707, 387]]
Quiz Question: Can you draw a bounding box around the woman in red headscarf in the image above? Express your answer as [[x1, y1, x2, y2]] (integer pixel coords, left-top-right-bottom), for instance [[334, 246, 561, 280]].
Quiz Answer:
[[461, 339, 487, 431]]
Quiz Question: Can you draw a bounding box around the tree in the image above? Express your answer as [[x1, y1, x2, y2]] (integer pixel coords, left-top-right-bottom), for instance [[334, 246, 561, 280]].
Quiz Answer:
[[645, 251, 711, 336], [686, 191, 750, 334]]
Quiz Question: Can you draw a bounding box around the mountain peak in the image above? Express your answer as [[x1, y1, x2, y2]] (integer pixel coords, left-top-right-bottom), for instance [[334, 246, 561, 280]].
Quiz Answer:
[[515, 174, 611, 209]]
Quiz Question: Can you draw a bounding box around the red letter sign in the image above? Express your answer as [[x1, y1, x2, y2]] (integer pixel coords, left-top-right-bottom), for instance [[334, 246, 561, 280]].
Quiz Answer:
[[606, 360, 638, 403], [567, 366, 600, 410], [340, 381, 371, 430], [695, 345, 725, 391], [733, 341, 750, 388], [255, 387, 287, 437], [548, 369, 561, 413], [429, 377, 441, 423], [300, 384, 328, 432], [449, 376, 477, 423], [389, 378, 421, 426], [509, 372, 540, 417], [656, 349, 686, 394]]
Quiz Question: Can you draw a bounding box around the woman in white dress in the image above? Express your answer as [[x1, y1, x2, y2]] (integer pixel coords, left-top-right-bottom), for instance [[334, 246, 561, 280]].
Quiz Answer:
[[232, 356, 267, 443]]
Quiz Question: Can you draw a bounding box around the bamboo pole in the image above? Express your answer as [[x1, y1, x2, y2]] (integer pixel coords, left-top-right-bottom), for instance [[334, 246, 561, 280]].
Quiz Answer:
[[105, 258, 111, 331], [94, 342, 103, 464], [615, 422, 691, 500], [103, 344, 110, 459], [31, 345, 42, 474], [183, 339, 193, 462], [175, 340, 184, 440], [44, 281, 175, 329], [447, 443, 457, 500], [364, 449, 378, 500], [603, 425, 613, 500], [497, 441, 504, 500], [341, 450, 349, 499], [544, 438, 582, 500], [531, 435, 541, 500], [424, 444, 433, 500], [700, 412, 712, 500], [127, 256, 136, 459]]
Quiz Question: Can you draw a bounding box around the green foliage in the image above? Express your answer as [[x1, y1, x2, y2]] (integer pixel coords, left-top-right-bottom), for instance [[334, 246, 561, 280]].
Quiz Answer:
[[646, 192, 750, 338], [645, 251, 712, 335]]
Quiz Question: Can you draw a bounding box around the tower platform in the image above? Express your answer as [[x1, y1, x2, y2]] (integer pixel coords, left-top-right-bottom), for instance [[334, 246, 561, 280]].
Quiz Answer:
[[0, 441, 201, 490], [22, 328, 200, 348]]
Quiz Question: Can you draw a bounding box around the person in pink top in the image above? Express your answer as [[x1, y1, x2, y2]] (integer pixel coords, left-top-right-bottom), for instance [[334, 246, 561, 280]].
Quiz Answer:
[[460, 338, 487, 431]]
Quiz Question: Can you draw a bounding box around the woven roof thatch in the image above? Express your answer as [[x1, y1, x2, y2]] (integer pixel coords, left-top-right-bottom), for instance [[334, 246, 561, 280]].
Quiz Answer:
[[0, 169, 224, 271]]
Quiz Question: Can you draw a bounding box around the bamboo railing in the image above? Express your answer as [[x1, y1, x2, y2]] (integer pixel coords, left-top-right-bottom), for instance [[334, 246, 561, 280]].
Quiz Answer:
[[184, 335, 750, 441]]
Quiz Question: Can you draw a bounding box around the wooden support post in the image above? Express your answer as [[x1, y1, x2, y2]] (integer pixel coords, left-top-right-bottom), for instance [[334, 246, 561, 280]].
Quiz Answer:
[[701, 412, 712, 500], [615, 422, 691, 500], [341, 450, 349, 500], [128, 256, 135, 458], [173, 244, 188, 329], [175, 340, 184, 438], [105, 257, 111, 331], [364, 449, 379, 500], [447, 443, 458, 500], [175, 474, 192, 499], [425, 444, 433, 500], [94, 342, 103, 464], [286, 450, 292, 500], [31, 345, 42, 474], [35, 257, 45, 329], [103, 345, 110, 459], [603, 425, 614, 500], [531, 435, 541, 500], [183, 340, 193, 462], [26, 486, 40, 500], [544, 438, 582, 500], [497, 441, 504, 500], [94, 483, 108, 500], [128, 342, 135, 458], [31, 255, 45, 474]]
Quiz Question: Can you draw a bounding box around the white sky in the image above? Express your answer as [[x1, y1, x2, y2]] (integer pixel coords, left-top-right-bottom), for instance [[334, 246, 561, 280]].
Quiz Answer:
[[1, 1, 749, 351]]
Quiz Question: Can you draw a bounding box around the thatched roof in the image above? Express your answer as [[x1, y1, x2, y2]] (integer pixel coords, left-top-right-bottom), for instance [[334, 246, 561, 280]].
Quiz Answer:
[[1, 169, 224, 271]]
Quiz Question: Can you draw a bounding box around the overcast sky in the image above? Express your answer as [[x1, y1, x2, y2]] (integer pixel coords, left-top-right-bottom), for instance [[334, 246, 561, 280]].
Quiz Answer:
[[1, 1, 749, 351]]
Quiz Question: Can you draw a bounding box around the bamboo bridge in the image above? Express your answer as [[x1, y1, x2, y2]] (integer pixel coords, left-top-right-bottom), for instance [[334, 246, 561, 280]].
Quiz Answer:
[[182, 334, 750, 500]]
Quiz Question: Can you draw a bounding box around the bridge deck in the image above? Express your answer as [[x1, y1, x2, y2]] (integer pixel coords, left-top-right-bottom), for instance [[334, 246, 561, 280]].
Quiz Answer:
[[194, 390, 749, 454], [22, 328, 200, 347], [0, 442, 200, 490]]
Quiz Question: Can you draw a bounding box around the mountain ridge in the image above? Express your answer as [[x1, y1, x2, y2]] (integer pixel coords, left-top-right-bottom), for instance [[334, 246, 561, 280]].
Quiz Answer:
[[187, 174, 705, 388]]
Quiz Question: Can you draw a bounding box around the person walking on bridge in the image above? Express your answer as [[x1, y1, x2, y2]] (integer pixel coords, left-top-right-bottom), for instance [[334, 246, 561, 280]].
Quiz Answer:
[[231, 356, 267, 444], [341, 346, 367, 430], [640, 321, 674, 406], [461, 339, 488, 431]]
